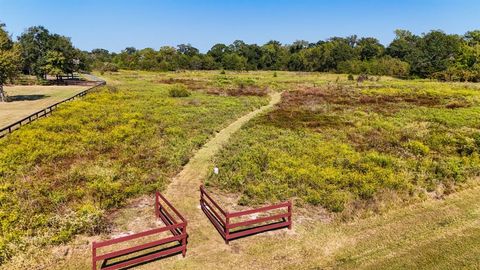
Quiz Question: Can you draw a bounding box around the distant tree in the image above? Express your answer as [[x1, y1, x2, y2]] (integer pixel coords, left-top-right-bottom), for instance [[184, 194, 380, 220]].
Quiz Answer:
[[207, 43, 230, 63], [221, 53, 247, 70], [91, 48, 111, 61], [201, 55, 218, 70], [386, 30, 419, 60], [464, 30, 480, 46], [229, 40, 262, 70], [18, 26, 81, 78], [0, 23, 20, 101], [259, 40, 288, 70], [124, 47, 137, 55], [17, 26, 51, 77], [114, 47, 141, 69], [177, 43, 199, 57], [189, 55, 203, 69], [413, 30, 462, 77], [89, 48, 112, 70], [356, 37, 385, 60], [157, 46, 178, 71], [289, 40, 309, 53], [42, 50, 66, 79], [287, 52, 307, 71], [137, 48, 158, 70]]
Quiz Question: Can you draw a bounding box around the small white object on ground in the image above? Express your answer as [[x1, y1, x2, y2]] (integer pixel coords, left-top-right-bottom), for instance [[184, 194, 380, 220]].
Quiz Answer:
[[213, 166, 219, 174]]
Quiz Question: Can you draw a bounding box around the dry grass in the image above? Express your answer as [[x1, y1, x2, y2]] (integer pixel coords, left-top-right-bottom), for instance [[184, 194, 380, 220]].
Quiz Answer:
[[0, 85, 87, 128], [2, 71, 479, 269]]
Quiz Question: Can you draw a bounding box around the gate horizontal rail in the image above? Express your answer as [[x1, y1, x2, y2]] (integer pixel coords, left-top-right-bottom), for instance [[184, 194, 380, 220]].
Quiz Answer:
[[0, 79, 106, 139], [200, 185, 292, 244], [92, 192, 187, 270]]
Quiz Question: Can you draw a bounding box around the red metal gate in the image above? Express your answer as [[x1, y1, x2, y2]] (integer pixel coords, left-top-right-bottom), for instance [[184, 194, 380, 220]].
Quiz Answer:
[[200, 185, 292, 244], [92, 192, 187, 269]]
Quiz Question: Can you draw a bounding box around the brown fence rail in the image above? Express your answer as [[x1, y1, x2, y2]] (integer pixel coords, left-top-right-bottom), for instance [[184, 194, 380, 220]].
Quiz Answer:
[[92, 192, 188, 270], [200, 185, 292, 244], [0, 79, 106, 139]]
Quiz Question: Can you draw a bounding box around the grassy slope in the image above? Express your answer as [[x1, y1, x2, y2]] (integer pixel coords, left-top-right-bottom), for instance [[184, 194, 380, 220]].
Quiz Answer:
[[0, 70, 268, 263]]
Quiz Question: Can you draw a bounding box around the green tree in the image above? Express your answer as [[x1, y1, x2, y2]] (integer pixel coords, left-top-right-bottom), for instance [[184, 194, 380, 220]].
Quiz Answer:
[[386, 30, 419, 60], [18, 26, 51, 77], [259, 40, 288, 70], [177, 43, 199, 57], [207, 43, 230, 63], [221, 53, 247, 70], [42, 50, 66, 79], [356, 37, 385, 60], [414, 30, 462, 77], [0, 23, 20, 102], [18, 26, 81, 78], [464, 30, 480, 46]]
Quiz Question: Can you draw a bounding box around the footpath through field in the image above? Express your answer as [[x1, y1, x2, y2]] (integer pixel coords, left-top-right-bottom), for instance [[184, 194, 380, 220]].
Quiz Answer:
[[7, 89, 480, 269], [95, 91, 282, 269]]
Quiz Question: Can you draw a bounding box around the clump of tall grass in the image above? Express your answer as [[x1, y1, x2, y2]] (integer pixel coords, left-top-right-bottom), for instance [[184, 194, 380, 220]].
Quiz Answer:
[[168, 84, 191, 97]]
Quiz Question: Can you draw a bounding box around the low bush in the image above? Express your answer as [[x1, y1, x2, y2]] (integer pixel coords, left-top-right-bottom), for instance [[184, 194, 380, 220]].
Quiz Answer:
[[168, 84, 191, 97], [98, 62, 119, 74]]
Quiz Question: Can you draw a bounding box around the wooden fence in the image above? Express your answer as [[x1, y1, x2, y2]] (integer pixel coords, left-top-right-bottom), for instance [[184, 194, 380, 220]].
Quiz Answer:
[[92, 192, 188, 270], [200, 185, 292, 244], [0, 80, 106, 139]]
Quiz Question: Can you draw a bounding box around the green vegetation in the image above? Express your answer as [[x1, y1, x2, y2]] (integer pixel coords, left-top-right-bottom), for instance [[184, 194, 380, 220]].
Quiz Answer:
[[87, 30, 480, 81], [17, 26, 88, 79], [168, 84, 191, 97], [0, 70, 267, 263], [2, 22, 480, 85], [207, 73, 480, 215], [0, 23, 21, 102]]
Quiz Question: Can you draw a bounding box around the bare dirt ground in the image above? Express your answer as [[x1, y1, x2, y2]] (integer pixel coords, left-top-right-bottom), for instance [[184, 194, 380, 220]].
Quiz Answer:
[[0, 85, 86, 128]]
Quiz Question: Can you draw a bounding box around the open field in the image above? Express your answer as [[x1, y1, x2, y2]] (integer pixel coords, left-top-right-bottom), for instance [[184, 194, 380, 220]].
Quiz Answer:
[[0, 85, 87, 128], [1, 70, 479, 269], [208, 76, 480, 217], [0, 70, 268, 263]]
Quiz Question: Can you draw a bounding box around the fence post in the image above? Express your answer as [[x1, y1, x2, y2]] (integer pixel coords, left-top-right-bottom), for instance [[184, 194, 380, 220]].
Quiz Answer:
[[225, 213, 230, 244], [288, 201, 292, 230], [92, 242, 96, 270], [155, 191, 160, 218], [182, 222, 187, 257]]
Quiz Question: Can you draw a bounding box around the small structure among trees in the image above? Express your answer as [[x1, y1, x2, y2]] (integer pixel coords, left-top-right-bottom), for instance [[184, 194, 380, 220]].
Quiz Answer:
[[18, 26, 86, 81]]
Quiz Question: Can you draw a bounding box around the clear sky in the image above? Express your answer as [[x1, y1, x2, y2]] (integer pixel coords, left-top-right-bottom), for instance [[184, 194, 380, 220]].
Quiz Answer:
[[0, 0, 479, 52]]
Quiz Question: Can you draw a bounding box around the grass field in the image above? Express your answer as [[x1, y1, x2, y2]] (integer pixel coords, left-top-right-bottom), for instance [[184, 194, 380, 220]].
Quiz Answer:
[[0, 71, 268, 263], [1, 70, 479, 269], [207, 76, 480, 217], [0, 85, 87, 128]]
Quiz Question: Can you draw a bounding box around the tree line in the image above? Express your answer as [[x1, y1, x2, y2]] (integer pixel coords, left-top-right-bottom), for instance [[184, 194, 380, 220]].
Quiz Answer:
[[0, 24, 89, 100], [92, 29, 480, 81], [2, 23, 480, 95]]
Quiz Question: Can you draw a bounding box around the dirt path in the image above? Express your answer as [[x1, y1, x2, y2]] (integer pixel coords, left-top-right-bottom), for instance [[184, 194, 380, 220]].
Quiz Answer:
[[47, 91, 281, 270]]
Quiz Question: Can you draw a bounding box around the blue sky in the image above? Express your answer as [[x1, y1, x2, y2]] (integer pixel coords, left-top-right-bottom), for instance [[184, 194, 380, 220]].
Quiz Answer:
[[0, 0, 479, 52]]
